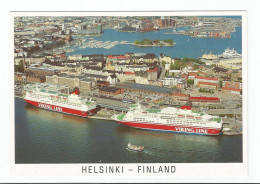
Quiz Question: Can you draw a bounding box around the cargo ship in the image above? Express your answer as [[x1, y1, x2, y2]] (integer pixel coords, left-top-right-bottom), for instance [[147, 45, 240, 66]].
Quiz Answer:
[[112, 103, 223, 135], [23, 83, 96, 117]]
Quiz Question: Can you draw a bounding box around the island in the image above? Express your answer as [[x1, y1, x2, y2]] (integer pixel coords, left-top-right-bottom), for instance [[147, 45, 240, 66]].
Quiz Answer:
[[134, 39, 175, 47]]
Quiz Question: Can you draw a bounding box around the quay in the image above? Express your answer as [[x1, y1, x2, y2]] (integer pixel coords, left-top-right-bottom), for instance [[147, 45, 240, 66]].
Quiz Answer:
[[15, 89, 242, 135]]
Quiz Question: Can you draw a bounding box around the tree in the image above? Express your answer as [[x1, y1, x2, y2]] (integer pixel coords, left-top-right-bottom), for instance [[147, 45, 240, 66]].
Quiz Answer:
[[165, 70, 169, 77], [15, 65, 19, 72], [162, 60, 166, 68], [154, 40, 159, 45], [170, 63, 174, 70], [193, 64, 199, 70], [219, 80, 223, 88], [187, 79, 194, 87], [17, 60, 24, 73]]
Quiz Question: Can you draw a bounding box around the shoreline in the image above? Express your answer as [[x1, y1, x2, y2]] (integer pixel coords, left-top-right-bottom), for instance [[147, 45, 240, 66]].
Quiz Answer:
[[88, 115, 113, 121], [134, 43, 175, 47], [15, 97, 242, 135]]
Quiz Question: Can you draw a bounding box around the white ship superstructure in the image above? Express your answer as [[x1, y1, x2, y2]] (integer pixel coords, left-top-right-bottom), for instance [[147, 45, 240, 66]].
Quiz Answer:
[[219, 47, 242, 59], [23, 83, 96, 117], [113, 103, 223, 135], [201, 51, 218, 60]]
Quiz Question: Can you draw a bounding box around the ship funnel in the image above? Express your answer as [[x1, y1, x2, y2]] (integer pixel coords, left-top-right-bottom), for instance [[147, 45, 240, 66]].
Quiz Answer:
[[180, 105, 192, 110], [72, 87, 80, 95]]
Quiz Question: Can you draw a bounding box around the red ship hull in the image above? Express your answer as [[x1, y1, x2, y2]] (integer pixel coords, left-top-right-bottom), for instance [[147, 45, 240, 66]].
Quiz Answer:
[[25, 99, 96, 117], [117, 120, 222, 135]]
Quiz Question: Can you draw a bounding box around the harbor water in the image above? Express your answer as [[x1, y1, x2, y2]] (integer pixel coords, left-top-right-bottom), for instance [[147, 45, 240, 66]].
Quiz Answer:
[[15, 98, 242, 163], [15, 21, 243, 163], [68, 27, 242, 58]]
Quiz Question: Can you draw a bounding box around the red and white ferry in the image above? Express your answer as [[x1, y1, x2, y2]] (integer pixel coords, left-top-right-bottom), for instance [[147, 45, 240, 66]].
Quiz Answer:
[[112, 103, 223, 135], [23, 83, 96, 117]]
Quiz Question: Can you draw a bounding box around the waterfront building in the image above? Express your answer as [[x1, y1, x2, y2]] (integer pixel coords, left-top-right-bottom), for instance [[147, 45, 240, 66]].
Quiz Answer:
[[157, 18, 176, 28], [179, 96, 221, 106], [116, 82, 189, 100], [46, 74, 97, 92], [15, 72, 46, 84], [99, 86, 125, 96], [77, 23, 102, 35]]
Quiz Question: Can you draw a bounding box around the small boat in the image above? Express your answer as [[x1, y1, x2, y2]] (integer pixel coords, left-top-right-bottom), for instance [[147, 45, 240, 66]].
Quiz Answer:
[[126, 143, 144, 152]]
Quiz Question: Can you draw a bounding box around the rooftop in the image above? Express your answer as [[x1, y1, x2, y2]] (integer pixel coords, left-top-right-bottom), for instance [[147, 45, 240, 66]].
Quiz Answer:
[[195, 76, 219, 81], [116, 82, 181, 95]]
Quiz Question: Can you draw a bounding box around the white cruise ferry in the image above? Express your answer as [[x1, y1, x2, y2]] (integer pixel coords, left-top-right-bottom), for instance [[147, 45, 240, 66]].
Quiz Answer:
[[112, 103, 223, 135], [23, 83, 96, 117], [219, 47, 242, 59]]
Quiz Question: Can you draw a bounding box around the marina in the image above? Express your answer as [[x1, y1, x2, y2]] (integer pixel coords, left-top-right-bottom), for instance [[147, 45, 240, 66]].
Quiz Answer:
[[66, 28, 242, 59], [78, 40, 132, 49]]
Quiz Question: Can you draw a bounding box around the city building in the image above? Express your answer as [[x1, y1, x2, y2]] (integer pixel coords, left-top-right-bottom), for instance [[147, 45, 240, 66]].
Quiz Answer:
[[194, 76, 219, 90], [99, 86, 125, 96], [46, 74, 97, 92], [159, 54, 175, 64], [15, 72, 46, 84], [116, 82, 189, 100], [222, 81, 242, 94], [25, 66, 59, 77]]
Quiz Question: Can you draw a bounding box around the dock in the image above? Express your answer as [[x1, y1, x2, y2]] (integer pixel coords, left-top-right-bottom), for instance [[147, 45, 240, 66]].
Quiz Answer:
[[88, 109, 114, 121]]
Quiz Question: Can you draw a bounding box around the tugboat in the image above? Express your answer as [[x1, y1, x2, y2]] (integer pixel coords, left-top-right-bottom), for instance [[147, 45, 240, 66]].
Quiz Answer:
[[126, 143, 144, 152]]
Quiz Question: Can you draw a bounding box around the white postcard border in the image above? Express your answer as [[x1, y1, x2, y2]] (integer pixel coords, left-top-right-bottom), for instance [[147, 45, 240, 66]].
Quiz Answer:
[[9, 10, 248, 179]]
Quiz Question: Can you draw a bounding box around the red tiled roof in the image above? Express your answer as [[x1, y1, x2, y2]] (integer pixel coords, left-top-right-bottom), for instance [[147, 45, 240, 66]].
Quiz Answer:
[[197, 70, 210, 75], [195, 76, 219, 81], [147, 67, 158, 72], [124, 71, 135, 74], [198, 81, 218, 86], [188, 72, 198, 76], [190, 96, 219, 101], [107, 55, 130, 59], [180, 105, 192, 110], [222, 88, 242, 92]]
